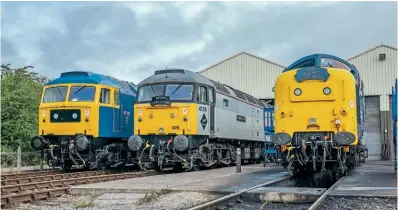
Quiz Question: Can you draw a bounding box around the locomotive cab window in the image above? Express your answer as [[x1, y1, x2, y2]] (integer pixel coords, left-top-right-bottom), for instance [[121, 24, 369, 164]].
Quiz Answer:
[[208, 88, 214, 103], [199, 86, 208, 103], [289, 58, 315, 70], [114, 90, 120, 106], [69, 85, 96, 102], [165, 84, 193, 101], [42, 86, 68, 103], [137, 85, 164, 102], [320, 58, 350, 71], [100, 88, 111, 104]]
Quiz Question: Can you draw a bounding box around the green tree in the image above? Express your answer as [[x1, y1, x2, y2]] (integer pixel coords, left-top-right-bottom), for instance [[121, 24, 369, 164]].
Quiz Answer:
[[1, 64, 49, 151]]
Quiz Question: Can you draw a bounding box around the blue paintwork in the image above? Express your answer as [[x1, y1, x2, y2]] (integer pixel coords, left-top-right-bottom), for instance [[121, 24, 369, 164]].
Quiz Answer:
[[294, 67, 330, 83], [392, 78, 398, 172], [283, 53, 360, 82], [98, 94, 135, 138], [264, 107, 274, 132]]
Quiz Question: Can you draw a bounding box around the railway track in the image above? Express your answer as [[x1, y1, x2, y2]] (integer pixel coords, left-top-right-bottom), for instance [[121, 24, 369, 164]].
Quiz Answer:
[[187, 175, 293, 210], [1, 170, 60, 181], [0, 170, 157, 208], [307, 177, 345, 210]]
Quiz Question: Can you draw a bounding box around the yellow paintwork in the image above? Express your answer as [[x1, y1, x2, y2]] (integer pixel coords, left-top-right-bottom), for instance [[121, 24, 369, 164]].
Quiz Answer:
[[38, 83, 120, 137], [134, 103, 199, 135], [274, 67, 359, 145]]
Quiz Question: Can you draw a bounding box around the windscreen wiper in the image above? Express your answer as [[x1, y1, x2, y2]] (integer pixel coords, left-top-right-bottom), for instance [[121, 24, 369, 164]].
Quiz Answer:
[[55, 86, 63, 96], [171, 83, 183, 95], [74, 84, 87, 95]]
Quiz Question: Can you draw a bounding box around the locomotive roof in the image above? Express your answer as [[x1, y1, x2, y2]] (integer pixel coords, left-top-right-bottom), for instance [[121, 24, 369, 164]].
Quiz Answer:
[[139, 68, 266, 107], [139, 69, 215, 87], [46, 71, 137, 96], [284, 53, 359, 74]]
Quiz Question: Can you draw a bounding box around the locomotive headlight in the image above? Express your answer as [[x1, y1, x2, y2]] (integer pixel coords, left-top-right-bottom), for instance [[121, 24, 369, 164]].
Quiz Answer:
[[53, 113, 59, 120], [294, 88, 302, 96], [159, 127, 164, 133], [72, 113, 78, 119], [170, 113, 175, 119], [309, 117, 317, 125], [323, 87, 331, 95]]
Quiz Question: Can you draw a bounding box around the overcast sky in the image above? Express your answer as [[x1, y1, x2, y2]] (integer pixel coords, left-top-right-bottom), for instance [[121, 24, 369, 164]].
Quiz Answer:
[[1, 1, 397, 84]]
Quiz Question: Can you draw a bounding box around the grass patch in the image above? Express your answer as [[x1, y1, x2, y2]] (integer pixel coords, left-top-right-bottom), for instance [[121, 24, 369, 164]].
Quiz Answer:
[[136, 189, 173, 205], [72, 196, 94, 209]]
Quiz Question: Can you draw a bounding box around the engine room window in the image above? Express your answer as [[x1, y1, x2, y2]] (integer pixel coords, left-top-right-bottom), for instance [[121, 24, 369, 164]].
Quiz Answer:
[[114, 90, 120, 105], [42, 86, 67, 103], [165, 84, 193, 101], [69, 86, 96, 102], [137, 85, 164, 102], [199, 86, 208, 103], [100, 88, 111, 104], [320, 58, 350, 71], [208, 88, 214, 103], [223, 99, 229, 107]]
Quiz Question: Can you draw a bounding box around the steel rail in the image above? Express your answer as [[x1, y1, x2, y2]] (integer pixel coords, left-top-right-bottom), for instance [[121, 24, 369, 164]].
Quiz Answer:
[[307, 176, 346, 210], [1, 171, 107, 186], [1, 170, 61, 180], [188, 175, 293, 210], [0, 171, 155, 208]]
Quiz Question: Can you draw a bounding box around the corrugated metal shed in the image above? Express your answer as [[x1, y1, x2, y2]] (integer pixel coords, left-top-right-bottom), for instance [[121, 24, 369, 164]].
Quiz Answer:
[[199, 52, 285, 99], [348, 44, 397, 111]]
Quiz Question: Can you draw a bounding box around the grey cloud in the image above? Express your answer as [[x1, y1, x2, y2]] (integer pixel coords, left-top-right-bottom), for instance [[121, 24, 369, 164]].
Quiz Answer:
[[1, 1, 396, 84]]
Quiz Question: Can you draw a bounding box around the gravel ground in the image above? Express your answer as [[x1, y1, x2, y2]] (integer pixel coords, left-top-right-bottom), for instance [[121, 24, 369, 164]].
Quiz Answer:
[[222, 200, 310, 210], [319, 197, 397, 210], [12, 191, 218, 210]]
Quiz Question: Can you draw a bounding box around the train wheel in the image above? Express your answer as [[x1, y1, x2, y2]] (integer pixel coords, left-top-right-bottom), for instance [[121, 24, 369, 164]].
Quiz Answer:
[[172, 163, 183, 173], [152, 162, 162, 172], [62, 162, 72, 172]]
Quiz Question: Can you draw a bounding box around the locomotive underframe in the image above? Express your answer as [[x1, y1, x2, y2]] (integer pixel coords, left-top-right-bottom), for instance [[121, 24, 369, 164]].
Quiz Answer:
[[34, 135, 134, 171], [136, 135, 264, 172], [279, 131, 368, 177]]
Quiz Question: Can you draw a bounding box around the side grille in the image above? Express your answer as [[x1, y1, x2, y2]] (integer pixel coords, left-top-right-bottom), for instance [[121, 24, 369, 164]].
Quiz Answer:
[[50, 109, 81, 123]]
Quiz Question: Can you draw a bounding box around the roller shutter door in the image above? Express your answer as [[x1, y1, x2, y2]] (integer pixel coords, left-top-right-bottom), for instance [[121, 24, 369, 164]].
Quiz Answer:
[[365, 96, 381, 160]]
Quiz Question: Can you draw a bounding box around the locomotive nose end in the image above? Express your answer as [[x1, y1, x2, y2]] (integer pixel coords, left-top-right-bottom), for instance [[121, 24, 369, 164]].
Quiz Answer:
[[31, 136, 49, 151], [271, 132, 291, 145], [334, 132, 356, 146], [128, 135, 143, 151]]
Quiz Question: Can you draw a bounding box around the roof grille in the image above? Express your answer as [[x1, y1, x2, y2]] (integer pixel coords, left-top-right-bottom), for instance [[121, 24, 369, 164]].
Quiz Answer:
[[60, 71, 89, 77], [154, 69, 185, 75]]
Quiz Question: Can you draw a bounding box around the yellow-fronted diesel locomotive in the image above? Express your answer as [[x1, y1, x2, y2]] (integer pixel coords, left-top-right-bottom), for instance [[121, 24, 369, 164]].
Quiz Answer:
[[128, 69, 266, 172], [271, 54, 368, 177], [31, 71, 137, 171]]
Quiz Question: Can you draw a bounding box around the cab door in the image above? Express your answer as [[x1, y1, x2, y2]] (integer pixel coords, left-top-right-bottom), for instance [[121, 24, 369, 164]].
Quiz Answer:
[[113, 89, 121, 132]]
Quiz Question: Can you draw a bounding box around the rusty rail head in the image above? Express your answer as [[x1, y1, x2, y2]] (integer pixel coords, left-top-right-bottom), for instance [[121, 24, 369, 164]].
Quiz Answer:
[[1, 171, 152, 195], [1, 170, 60, 180], [1, 171, 107, 186], [0, 171, 155, 208]]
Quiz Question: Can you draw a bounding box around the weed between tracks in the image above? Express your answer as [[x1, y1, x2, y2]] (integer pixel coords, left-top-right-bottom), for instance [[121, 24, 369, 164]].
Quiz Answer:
[[71, 195, 99, 209], [136, 189, 173, 205]]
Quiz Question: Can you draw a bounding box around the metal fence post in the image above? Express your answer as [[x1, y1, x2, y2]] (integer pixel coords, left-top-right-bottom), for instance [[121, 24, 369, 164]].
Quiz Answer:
[[40, 149, 44, 171], [236, 148, 241, 173], [17, 146, 21, 172]]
